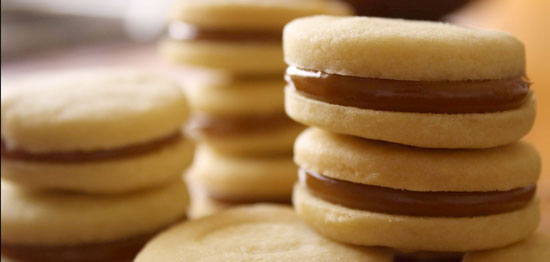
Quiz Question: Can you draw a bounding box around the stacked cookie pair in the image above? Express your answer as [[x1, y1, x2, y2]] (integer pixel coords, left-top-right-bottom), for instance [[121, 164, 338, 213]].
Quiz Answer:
[[284, 16, 545, 261], [160, 0, 352, 217], [1, 70, 194, 262]]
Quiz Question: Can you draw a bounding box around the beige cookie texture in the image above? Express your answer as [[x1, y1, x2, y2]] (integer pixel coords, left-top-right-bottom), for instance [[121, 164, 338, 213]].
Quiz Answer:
[[284, 16, 525, 81], [464, 232, 550, 262], [161, 40, 285, 74], [1, 179, 189, 245], [188, 120, 303, 155], [1, 138, 194, 193], [135, 204, 391, 262], [293, 184, 540, 252], [295, 128, 540, 192], [1, 69, 189, 153], [170, 0, 353, 30], [188, 146, 297, 200], [286, 87, 536, 148], [186, 182, 232, 219], [185, 76, 285, 116]]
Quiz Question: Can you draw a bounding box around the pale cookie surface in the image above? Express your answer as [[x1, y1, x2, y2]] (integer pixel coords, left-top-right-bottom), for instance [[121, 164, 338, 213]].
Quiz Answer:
[[464, 233, 550, 262], [161, 40, 285, 73], [295, 128, 540, 191], [1, 138, 194, 193], [185, 77, 285, 116], [286, 87, 536, 148], [1, 69, 188, 153], [189, 121, 303, 155], [188, 146, 297, 200], [1, 180, 189, 245], [294, 185, 540, 252], [284, 16, 525, 81], [135, 205, 391, 262], [170, 0, 352, 30]]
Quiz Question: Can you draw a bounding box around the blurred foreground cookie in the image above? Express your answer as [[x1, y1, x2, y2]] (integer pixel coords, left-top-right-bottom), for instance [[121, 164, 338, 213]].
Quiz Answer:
[[1, 70, 194, 193], [464, 232, 550, 262], [161, 0, 352, 74], [284, 16, 535, 148], [188, 146, 297, 205], [1, 180, 189, 262], [185, 74, 303, 154], [293, 128, 540, 252], [135, 205, 390, 262]]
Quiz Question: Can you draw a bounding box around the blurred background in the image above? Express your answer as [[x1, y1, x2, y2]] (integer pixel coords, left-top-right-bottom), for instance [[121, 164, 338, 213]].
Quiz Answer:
[[1, 0, 549, 231]]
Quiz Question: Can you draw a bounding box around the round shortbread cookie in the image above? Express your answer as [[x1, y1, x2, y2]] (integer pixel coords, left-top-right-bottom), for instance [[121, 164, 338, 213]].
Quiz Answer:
[[1, 180, 189, 245], [188, 146, 297, 200], [285, 87, 536, 148], [161, 40, 285, 74], [464, 232, 550, 262], [135, 205, 390, 262], [293, 184, 540, 252], [170, 0, 352, 30], [1, 69, 189, 153], [294, 128, 540, 192], [284, 16, 525, 81], [185, 77, 285, 116], [1, 138, 194, 193], [189, 121, 303, 155]]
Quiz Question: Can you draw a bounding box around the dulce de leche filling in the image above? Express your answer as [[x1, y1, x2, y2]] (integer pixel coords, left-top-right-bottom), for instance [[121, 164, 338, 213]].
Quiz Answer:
[[300, 169, 535, 217], [0, 216, 185, 262], [187, 113, 298, 137], [0, 132, 182, 163], [169, 21, 282, 43], [286, 67, 530, 114]]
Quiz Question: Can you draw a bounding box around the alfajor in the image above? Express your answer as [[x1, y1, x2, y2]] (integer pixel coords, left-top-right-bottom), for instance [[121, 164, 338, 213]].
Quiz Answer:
[[1, 69, 194, 193], [293, 128, 541, 252], [185, 73, 303, 154], [284, 16, 535, 148], [188, 146, 297, 205], [1, 179, 189, 262], [135, 205, 391, 262], [161, 0, 352, 74]]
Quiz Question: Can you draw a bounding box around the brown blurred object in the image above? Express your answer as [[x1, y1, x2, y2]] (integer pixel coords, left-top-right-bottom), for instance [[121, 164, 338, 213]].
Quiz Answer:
[[339, 0, 473, 20]]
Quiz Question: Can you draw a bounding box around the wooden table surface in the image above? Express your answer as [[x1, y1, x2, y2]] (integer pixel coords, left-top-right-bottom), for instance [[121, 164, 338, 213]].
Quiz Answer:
[[1, 0, 549, 235]]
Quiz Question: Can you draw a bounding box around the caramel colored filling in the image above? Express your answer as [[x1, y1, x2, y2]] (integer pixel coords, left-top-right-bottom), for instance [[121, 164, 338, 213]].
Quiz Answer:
[[187, 113, 298, 137], [0, 132, 182, 163], [0, 216, 185, 262], [393, 250, 464, 262], [208, 193, 292, 205], [169, 21, 282, 43], [286, 67, 530, 113], [300, 169, 535, 217]]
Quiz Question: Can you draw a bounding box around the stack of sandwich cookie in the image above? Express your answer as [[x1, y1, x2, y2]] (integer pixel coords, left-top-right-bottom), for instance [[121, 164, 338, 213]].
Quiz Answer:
[[0, 69, 193, 262], [283, 16, 543, 261], [160, 0, 353, 217]]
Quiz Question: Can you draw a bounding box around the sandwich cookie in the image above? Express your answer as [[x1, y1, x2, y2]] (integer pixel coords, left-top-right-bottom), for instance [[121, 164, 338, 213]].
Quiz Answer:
[[1, 70, 194, 193], [188, 146, 297, 205], [161, 0, 352, 74], [135, 205, 391, 262], [1, 179, 189, 262], [185, 73, 303, 154], [284, 16, 535, 148], [293, 128, 541, 252], [187, 183, 232, 219]]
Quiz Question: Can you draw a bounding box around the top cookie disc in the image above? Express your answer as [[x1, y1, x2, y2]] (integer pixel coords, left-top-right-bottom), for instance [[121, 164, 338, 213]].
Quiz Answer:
[[171, 0, 353, 30], [1, 69, 189, 153], [284, 16, 525, 81]]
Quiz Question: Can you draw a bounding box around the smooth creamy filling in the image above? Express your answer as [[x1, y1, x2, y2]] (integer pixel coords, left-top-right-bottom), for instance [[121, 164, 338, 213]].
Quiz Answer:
[[393, 250, 464, 262], [187, 113, 298, 137], [286, 67, 530, 114], [300, 169, 535, 217], [0, 216, 185, 262], [0, 132, 183, 163], [169, 21, 282, 43], [207, 192, 292, 205]]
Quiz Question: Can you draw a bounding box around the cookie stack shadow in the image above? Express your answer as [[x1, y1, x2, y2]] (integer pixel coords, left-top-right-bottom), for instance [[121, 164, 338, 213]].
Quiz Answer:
[[0, 70, 194, 262], [284, 16, 546, 261], [159, 0, 353, 218]]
